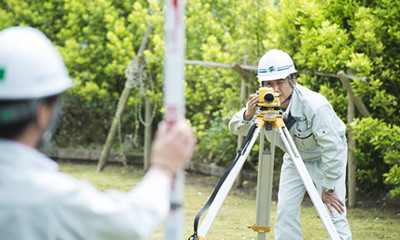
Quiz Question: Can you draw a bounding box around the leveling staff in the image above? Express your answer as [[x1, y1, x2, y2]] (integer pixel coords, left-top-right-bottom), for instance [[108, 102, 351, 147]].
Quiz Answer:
[[229, 49, 352, 239]]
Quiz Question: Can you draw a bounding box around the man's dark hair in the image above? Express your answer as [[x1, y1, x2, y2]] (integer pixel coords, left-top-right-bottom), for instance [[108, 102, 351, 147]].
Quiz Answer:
[[0, 95, 59, 140]]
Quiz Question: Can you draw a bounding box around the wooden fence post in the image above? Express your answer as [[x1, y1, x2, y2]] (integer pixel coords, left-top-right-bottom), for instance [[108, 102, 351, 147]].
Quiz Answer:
[[347, 93, 356, 208], [143, 91, 152, 170], [97, 87, 132, 171], [337, 70, 371, 207]]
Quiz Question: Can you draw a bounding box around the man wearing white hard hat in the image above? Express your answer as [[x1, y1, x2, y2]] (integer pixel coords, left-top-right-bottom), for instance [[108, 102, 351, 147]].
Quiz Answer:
[[229, 49, 351, 239], [0, 26, 196, 239]]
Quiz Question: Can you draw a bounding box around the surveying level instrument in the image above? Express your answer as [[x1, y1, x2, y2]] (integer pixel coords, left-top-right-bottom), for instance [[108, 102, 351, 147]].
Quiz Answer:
[[188, 87, 341, 240]]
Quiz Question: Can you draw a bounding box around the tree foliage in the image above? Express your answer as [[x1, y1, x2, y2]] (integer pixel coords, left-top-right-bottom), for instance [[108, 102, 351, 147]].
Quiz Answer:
[[1, 0, 399, 197]]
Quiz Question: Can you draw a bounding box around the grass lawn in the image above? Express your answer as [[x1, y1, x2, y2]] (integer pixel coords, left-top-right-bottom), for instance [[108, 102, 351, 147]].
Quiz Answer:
[[59, 162, 400, 240]]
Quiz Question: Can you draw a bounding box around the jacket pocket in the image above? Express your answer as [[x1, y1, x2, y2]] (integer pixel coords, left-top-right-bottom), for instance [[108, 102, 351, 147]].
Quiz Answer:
[[293, 128, 319, 150]]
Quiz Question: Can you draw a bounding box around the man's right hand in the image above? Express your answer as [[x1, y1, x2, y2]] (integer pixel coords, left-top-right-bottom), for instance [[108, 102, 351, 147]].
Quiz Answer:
[[243, 94, 259, 121], [149, 120, 196, 179]]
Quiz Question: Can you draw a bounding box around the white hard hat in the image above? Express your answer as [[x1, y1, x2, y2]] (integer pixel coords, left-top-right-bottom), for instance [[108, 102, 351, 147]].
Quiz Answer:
[[0, 26, 73, 100], [257, 49, 297, 82]]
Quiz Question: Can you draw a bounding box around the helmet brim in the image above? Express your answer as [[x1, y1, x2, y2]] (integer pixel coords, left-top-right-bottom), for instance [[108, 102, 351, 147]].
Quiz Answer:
[[0, 76, 74, 100]]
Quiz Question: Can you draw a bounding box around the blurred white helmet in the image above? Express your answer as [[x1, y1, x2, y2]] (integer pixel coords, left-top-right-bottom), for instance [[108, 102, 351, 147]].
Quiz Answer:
[[0, 26, 73, 100], [257, 49, 297, 82]]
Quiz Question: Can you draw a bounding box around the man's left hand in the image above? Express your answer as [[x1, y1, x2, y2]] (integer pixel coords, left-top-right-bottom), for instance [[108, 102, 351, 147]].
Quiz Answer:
[[322, 191, 345, 215]]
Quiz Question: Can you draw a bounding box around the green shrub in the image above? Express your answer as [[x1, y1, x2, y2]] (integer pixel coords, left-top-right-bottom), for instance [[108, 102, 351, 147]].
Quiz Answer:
[[353, 117, 400, 197]]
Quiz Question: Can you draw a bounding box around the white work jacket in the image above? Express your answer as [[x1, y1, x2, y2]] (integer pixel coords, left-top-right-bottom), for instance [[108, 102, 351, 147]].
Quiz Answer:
[[0, 139, 171, 240], [229, 84, 347, 190]]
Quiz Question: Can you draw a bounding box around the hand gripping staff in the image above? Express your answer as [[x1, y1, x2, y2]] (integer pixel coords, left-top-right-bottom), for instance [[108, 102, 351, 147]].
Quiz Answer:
[[163, 0, 185, 239], [188, 88, 341, 240]]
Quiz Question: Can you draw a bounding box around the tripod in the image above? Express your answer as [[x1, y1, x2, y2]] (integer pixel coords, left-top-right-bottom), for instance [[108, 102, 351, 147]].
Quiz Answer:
[[189, 108, 341, 240]]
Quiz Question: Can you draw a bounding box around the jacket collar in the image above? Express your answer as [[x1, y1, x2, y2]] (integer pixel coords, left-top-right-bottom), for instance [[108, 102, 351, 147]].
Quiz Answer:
[[287, 83, 303, 118], [0, 138, 59, 171]]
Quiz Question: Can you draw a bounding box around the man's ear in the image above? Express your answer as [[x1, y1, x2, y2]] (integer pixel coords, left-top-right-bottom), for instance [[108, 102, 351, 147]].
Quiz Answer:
[[36, 101, 53, 131]]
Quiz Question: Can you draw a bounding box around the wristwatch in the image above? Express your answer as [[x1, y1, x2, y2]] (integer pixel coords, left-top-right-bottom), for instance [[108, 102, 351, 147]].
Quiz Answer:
[[322, 187, 335, 195]]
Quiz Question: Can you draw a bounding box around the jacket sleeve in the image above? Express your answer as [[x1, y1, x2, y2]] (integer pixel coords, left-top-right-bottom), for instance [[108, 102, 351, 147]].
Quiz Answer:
[[57, 169, 171, 240], [312, 104, 347, 190], [229, 107, 286, 152], [228, 107, 254, 136]]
